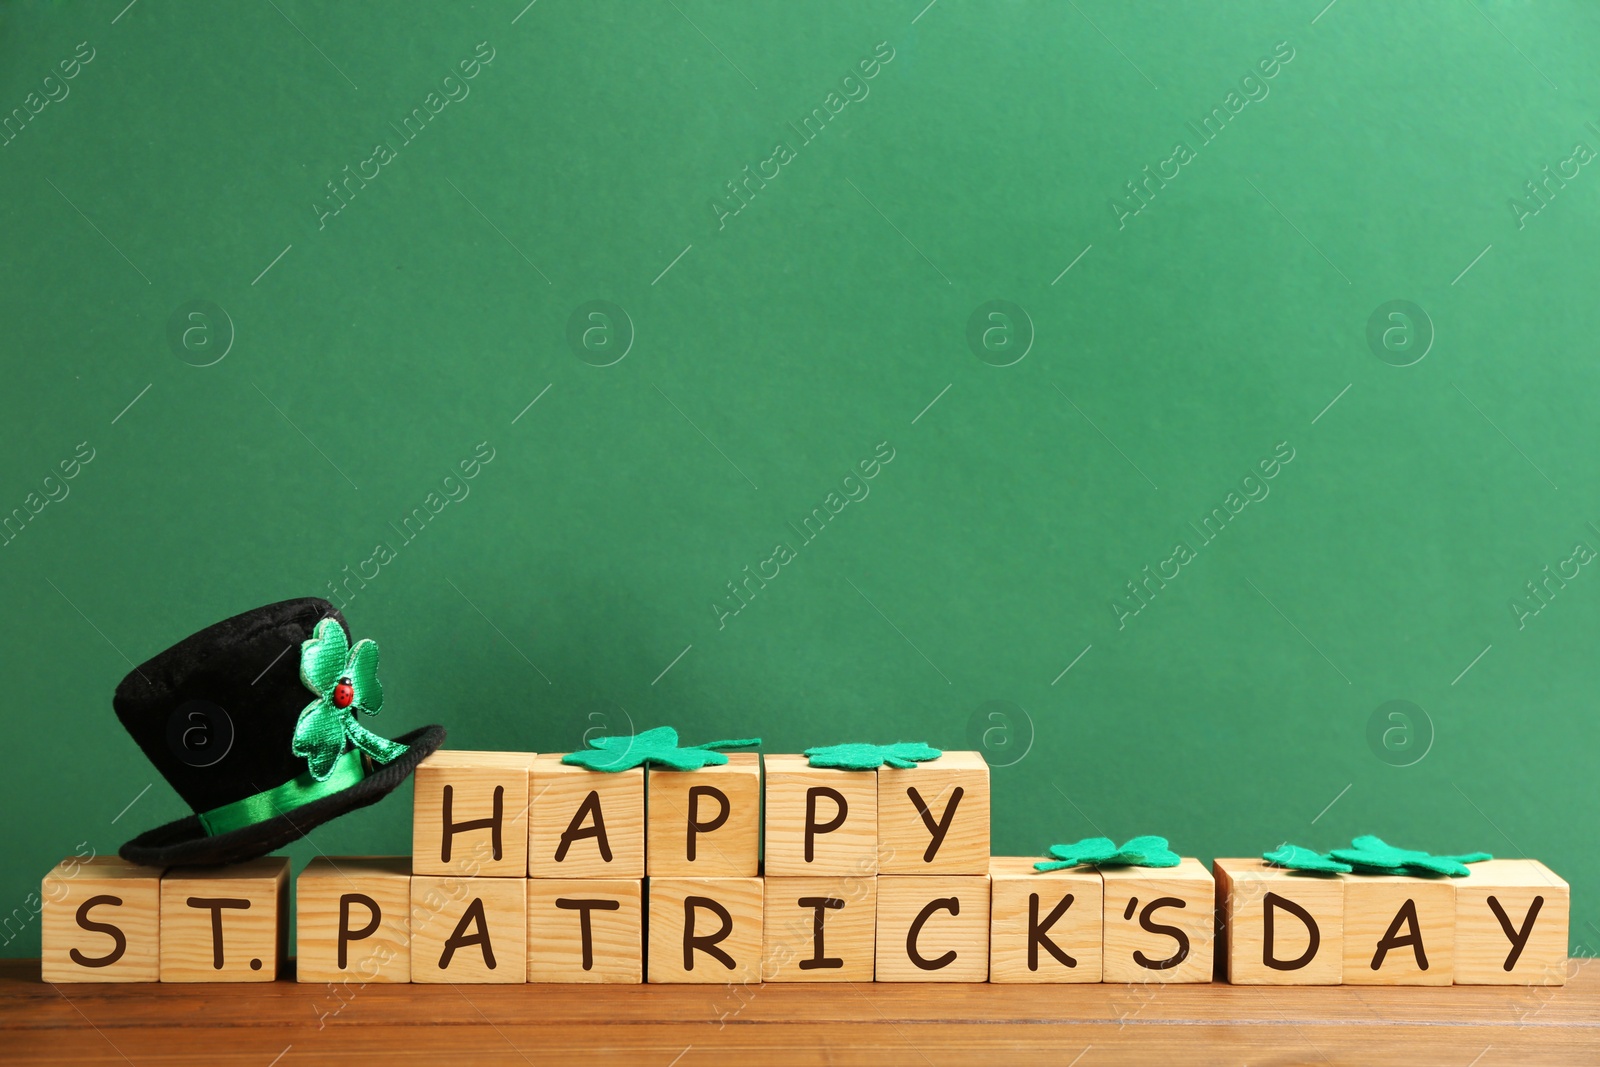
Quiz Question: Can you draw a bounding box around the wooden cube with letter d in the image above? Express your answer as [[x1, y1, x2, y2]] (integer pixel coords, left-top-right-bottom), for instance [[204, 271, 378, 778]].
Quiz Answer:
[[1214, 858, 1343, 984]]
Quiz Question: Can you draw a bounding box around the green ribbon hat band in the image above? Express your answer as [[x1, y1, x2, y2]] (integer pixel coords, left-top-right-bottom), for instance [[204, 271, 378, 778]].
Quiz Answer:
[[198, 749, 367, 836]]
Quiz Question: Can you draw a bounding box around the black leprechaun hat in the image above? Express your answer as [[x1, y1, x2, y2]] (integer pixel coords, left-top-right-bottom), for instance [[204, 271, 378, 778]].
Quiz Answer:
[[115, 597, 444, 867]]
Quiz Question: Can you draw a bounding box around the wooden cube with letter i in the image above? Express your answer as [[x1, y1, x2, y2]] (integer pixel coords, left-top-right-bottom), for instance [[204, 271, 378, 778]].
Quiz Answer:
[[296, 856, 412, 984], [762, 876, 877, 981]]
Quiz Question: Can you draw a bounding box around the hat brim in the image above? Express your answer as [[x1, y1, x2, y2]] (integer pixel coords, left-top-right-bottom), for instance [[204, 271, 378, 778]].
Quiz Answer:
[[118, 725, 445, 868]]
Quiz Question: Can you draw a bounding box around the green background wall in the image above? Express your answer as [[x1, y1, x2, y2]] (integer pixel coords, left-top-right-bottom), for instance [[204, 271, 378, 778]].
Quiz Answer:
[[3, 0, 1597, 957]]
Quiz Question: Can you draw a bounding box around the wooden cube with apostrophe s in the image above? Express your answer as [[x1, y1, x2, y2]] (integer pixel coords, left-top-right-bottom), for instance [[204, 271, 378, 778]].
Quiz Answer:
[[875, 875, 990, 981], [41, 856, 162, 983], [1101, 858, 1214, 983], [763, 755, 877, 877], [159, 857, 287, 982], [648, 877, 763, 983], [1455, 860, 1569, 985], [762, 876, 877, 981], [527, 878, 642, 983], [412, 750, 534, 878], [877, 752, 989, 874], [1214, 858, 1343, 985], [295, 857, 411, 984], [410, 875, 526, 983], [647, 754, 760, 877], [989, 858, 1103, 983], [529, 755, 644, 878], [1342, 874, 1454, 985]]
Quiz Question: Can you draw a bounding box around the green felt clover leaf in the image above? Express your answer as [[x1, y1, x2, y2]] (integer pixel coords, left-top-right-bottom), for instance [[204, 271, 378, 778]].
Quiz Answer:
[[1263, 844, 1353, 874], [561, 726, 761, 772], [1034, 834, 1182, 872], [803, 742, 942, 770], [1329, 835, 1492, 878], [292, 618, 408, 781]]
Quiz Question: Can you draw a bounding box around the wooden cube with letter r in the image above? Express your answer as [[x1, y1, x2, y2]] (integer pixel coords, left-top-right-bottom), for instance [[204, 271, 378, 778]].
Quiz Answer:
[[763, 755, 877, 876], [159, 857, 288, 982], [529, 755, 644, 878], [647, 753, 760, 877], [296, 856, 411, 984], [1341, 873, 1454, 985], [875, 875, 990, 981], [989, 858, 1102, 983], [410, 874, 526, 983], [877, 751, 989, 874], [1455, 859, 1568, 985], [527, 878, 642, 983], [41, 855, 162, 983], [412, 750, 534, 878], [1214, 858, 1343, 985], [648, 877, 763, 983], [1101, 858, 1214, 983]]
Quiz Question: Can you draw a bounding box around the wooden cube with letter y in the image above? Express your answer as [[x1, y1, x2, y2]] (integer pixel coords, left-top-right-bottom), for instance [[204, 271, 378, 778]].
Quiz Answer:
[[989, 858, 1103, 983], [1455, 859, 1568, 985], [529, 755, 644, 878], [410, 874, 526, 983], [41, 856, 163, 984], [1101, 858, 1214, 983], [159, 856, 288, 982], [1214, 858, 1343, 985], [877, 751, 990, 874], [648, 877, 763, 983], [527, 878, 643, 983], [763, 755, 877, 876], [647, 753, 761, 877], [1341, 873, 1455, 985], [296, 856, 411, 984], [875, 875, 990, 981], [412, 750, 534, 878]]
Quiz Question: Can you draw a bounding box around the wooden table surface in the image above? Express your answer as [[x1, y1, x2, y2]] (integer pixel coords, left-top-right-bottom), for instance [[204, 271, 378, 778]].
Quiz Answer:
[[5, 958, 1598, 1066]]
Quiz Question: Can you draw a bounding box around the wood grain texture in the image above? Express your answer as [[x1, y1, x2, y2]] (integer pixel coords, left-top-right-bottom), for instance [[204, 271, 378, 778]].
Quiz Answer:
[[647, 877, 764, 984], [158, 857, 287, 982], [529, 755, 644, 878], [11, 959, 1600, 1065], [875, 874, 990, 982], [526, 878, 642, 983], [762, 875, 877, 982], [877, 751, 990, 875], [1455, 859, 1570, 986], [762, 755, 878, 877], [1214, 857, 1343, 985], [989, 857, 1103, 983], [409, 875, 526, 984], [1342, 873, 1454, 986], [40, 857, 162, 984], [647, 754, 761, 877], [411, 750, 535, 878], [295, 857, 411, 985], [1101, 857, 1214, 984]]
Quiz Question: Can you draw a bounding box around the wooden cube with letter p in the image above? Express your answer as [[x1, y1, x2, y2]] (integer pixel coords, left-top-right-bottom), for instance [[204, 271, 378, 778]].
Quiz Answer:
[[648, 753, 760, 877], [875, 875, 990, 981], [1342, 873, 1454, 985], [410, 874, 526, 983], [527, 878, 642, 983], [159, 857, 288, 981], [1455, 859, 1568, 985], [1101, 858, 1214, 983], [763, 755, 877, 876], [412, 750, 534, 878], [1214, 858, 1343, 985], [989, 858, 1102, 983], [296, 856, 411, 984], [648, 877, 763, 983], [878, 751, 989, 874], [41, 856, 162, 983], [529, 755, 644, 878], [762, 876, 877, 981]]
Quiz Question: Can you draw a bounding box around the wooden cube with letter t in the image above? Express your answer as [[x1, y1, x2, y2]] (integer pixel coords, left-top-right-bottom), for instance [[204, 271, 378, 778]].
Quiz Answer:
[[529, 755, 644, 878], [875, 875, 990, 981], [648, 877, 763, 983], [410, 874, 526, 983], [877, 751, 989, 874], [295, 856, 411, 984], [1214, 858, 1343, 985], [1342, 873, 1454, 985], [763, 755, 877, 876], [1455, 859, 1568, 985], [762, 876, 877, 981], [41, 856, 163, 983], [647, 753, 761, 877], [989, 858, 1103, 983], [527, 878, 643, 983], [1101, 858, 1214, 983], [412, 750, 534, 878], [159, 857, 288, 982]]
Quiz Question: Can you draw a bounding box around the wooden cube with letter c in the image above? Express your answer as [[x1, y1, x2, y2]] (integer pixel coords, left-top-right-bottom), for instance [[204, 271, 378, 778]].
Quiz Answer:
[[1454, 859, 1569, 985], [762, 875, 877, 981], [412, 750, 535, 878], [1101, 858, 1214, 983], [647, 753, 760, 877], [875, 875, 990, 981], [1214, 858, 1343, 985], [1341, 873, 1454, 985], [529, 755, 645, 878], [988, 857, 1103, 983], [877, 751, 989, 874], [410, 874, 526, 983], [41, 855, 163, 983], [526, 878, 643, 983], [159, 857, 288, 982], [647, 877, 763, 983], [295, 856, 411, 984], [762, 755, 877, 876]]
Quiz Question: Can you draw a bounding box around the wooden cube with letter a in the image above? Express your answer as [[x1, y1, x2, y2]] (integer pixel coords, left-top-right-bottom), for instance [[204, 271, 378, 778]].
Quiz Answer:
[[1342, 874, 1454, 985], [1214, 858, 1343, 985], [1455, 859, 1568, 985], [412, 750, 534, 878], [989, 858, 1102, 983], [527, 878, 642, 983], [875, 875, 990, 981], [529, 755, 644, 878], [762, 876, 876, 981], [296, 857, 411, 984], [648, 877, 763, 983], [763, 755, 877, 876], [878, 752, 989, 874], [41, 856, 162, 983], [648, 754, 760, 877], [410, 875, 526, 983], [1101, 858, 1214, 983], [159, 857, 288, 982]]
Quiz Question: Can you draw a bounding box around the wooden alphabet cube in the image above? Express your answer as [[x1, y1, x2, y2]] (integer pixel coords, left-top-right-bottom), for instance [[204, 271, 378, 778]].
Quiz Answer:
[[412, 750, 535, 878], [1342, 874, 1454, 985], [647, 754, 760, 877], [989, 857, 1102, 983], [647, 877, 763, 983], [875, 875, 990, 981], [763, 755, 877, 877], [41, 856, 162, 983], [878, 752, 990, 874], [1214, 858, 1343, 985], [529, 755, 644, 878], [295, 857, 411, 984], [410, 875, 527, 983], [1101, 858, 1214, 983], [159, 857, 288, 982], [527, 878, 642, 983], [1455, 859, 1569, 985], [762, 876, 877, 982]]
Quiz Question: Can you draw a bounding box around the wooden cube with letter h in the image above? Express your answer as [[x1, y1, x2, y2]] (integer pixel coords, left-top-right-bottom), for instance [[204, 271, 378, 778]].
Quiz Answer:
[[527, 878, 643, 983], [41, 856, 163, 983], [1455, 859, 1568, 985], [878, 751, 989, 874], [989, 858, 1102, 983], [1101, 858, 1214, 983], [763, 876, 877, 981], [412, 751, 535, 877], [648, 877, 763, 983], [159, 857, 288, 981], [410, 874, 526, 983], [648, 754, 760, 877], [875, 875, 991, 981], [763, 755, 877, 876], [530, 755, 644, 878], [1342, 873, 1454, 985], [1214, 858, 1343, 985], [296, 857, 412, 984]]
